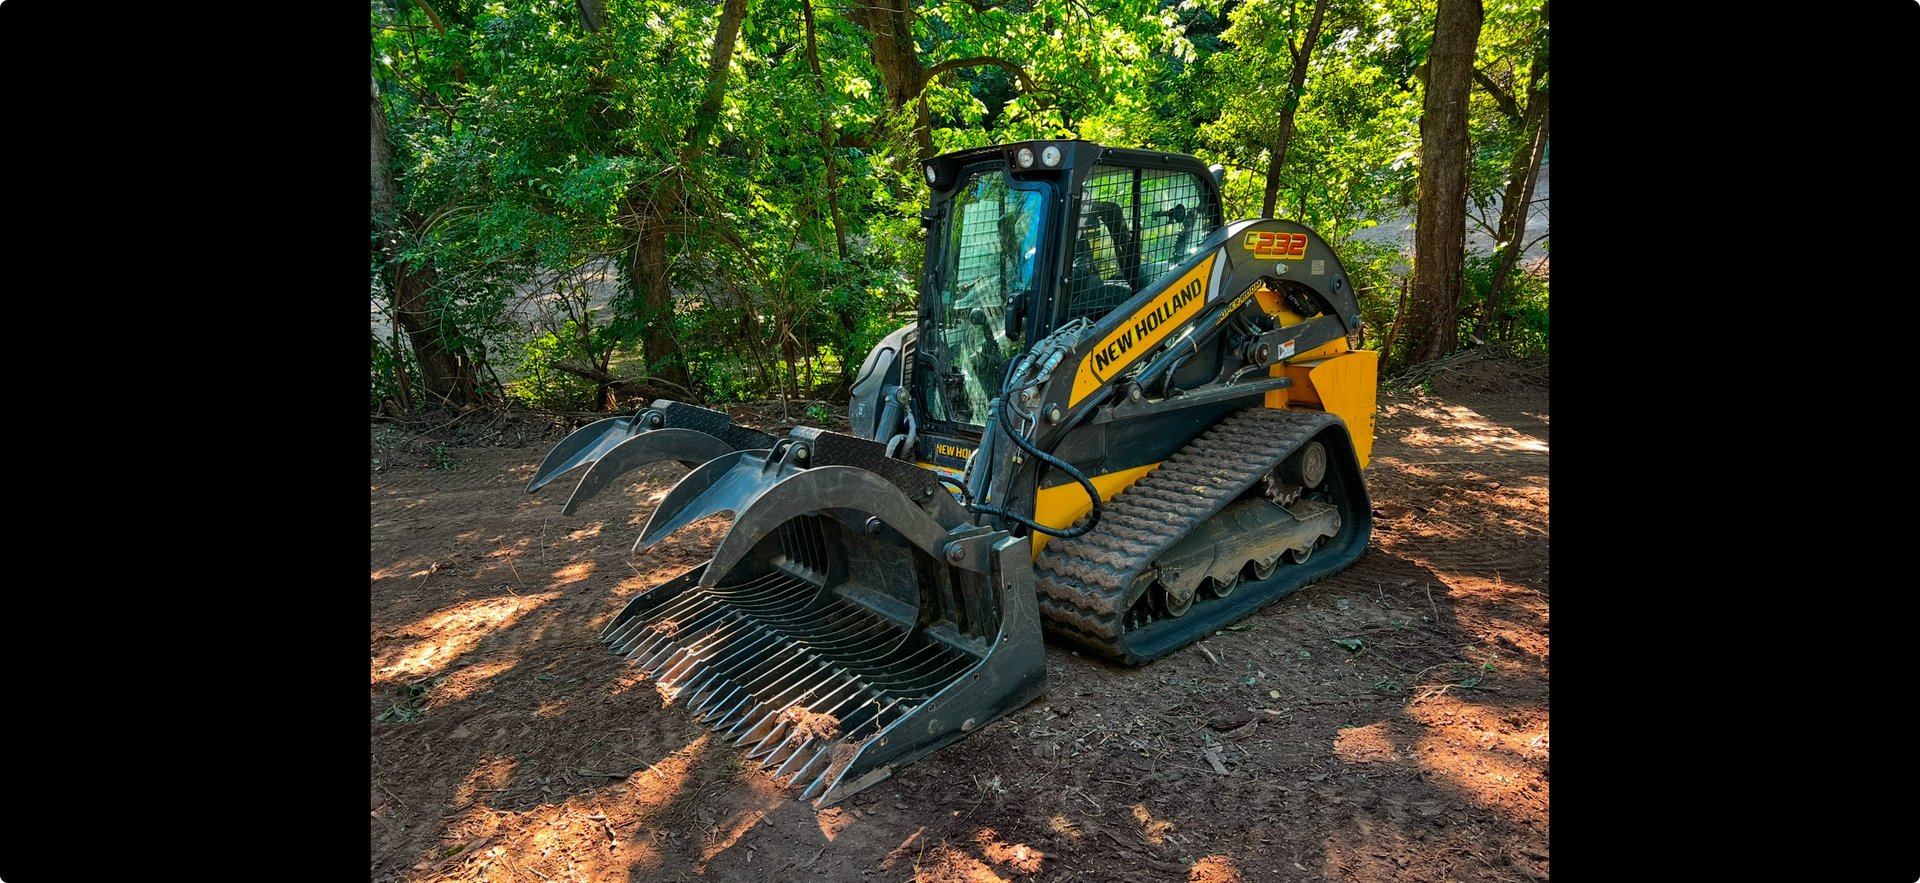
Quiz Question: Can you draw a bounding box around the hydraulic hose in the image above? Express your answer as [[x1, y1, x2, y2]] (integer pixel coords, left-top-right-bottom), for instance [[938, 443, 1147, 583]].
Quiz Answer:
[[971, 396, 1103, 539]]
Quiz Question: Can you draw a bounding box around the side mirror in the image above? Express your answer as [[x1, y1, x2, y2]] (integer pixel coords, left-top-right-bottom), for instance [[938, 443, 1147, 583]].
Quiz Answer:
[[1208, 164, 1226, 192], [1006, 288, 1029, 338]]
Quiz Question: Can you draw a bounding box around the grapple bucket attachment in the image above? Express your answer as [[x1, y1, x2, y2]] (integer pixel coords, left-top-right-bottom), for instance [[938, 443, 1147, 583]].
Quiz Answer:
[[601, 431, 1047, 807], [525, 401, 777, 514]]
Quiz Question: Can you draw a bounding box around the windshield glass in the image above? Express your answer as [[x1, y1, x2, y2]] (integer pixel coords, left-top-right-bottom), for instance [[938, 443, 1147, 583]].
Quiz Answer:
[[921, 170, 1047, 426]]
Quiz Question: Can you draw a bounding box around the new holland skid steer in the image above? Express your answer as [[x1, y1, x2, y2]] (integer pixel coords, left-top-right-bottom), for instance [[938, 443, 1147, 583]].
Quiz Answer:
[[525, 140, 1376, 807]]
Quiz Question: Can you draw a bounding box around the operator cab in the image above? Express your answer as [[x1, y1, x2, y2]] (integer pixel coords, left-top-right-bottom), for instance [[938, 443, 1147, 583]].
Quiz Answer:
[[915, 141, 1226, 431]]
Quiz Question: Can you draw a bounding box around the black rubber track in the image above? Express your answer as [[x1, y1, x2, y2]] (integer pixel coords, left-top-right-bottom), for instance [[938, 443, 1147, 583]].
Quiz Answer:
[[1033, 406, 1372, 664]]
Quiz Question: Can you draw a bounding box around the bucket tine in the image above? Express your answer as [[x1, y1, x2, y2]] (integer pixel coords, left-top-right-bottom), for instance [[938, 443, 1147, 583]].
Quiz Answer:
[[590, 428, 1049, 808]]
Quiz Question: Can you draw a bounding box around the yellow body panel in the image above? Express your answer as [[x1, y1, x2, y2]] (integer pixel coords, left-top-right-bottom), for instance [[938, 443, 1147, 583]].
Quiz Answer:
[[1247, 291, 1380, 466], [1029, 462, 1163, 556], [1268, 346, 1378, 468], [1068, 254, 1217, 408]]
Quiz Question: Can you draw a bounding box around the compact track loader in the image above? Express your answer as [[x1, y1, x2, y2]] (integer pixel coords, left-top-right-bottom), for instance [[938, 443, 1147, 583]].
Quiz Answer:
[[525, 140, 1377, 806]]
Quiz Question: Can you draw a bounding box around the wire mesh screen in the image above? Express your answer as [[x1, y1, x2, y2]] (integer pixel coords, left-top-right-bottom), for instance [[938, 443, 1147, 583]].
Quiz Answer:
[[1067, 165, 1218, 323], [925, 172, 1043, 425], [954, 189, 1009, 293]]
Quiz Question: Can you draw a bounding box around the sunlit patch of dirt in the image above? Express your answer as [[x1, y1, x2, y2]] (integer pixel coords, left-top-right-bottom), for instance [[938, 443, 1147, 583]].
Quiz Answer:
[[370, 558, 430, 581], [1387, 400, 1548, 456], [1047, 815, 1082, 841], [549, 561, 596, 587], [426, 659, 518, 705], [628, 734, 710, 806], [603, 667, 653, 700], [817, 806, 857, 842], [695, 788, 785, 872], [565, 523, 604, 541], [371, 593, 558, 685], [914, 842, 1009, 883], [483, 537, 533, 558], [1188, 854, 1245, 883], [1334, 722, 1402, 764], [434, 790, 662, 881], [974, 827, 1045, 876], [1133, 803, 1175, 845], [1409, 712, 1550, 821], [409, 730, 727, 883]]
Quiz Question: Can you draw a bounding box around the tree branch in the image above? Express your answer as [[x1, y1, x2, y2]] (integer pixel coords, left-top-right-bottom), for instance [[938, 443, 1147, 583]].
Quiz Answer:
[[923, 55, 1038, 94], [413, 0, 467, 84], [554, 362, 627, 386], [681, 0, 750, 163], [1472, 68, 1519, 122], [1467, 204, 1499, 241], [928, 0, 1002, 13], [833, 129, 877, 150]]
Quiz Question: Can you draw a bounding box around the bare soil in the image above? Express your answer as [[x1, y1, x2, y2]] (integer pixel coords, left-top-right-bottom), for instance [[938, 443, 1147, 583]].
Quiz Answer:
[[371, 366, 1549, 882]]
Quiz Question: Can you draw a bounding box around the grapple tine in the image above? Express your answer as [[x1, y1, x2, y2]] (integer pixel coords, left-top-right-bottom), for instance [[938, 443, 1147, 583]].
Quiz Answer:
[[592, 427, 1048, 809], [561, 429, 738, 515], [697, 466, 956, 590], [633, 450, 773, 554], [526, 415, 638, 493]]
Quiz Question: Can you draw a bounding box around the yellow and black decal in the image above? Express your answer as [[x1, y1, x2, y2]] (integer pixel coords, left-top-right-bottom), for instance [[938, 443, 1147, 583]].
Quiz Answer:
[[922, 437, 978, 469], [1069, 253, 1217, 407], [936, 442, 974, 460]]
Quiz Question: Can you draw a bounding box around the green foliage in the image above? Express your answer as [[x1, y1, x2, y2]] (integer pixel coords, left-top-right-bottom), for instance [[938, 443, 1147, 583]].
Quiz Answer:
[[370, 332, 411, 412], [507, 326, 600, 411], [1458, 250, 1550, 357], [370, 0, 1548, 416]]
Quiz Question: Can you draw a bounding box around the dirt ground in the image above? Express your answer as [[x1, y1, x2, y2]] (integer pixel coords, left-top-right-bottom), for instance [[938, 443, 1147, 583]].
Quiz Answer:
[[370, 362, 1549, 882]]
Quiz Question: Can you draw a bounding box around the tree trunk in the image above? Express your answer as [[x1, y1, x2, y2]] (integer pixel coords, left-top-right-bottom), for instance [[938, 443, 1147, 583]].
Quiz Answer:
[[802, 0, 848, 259], [1403, 0, 1483, 366], [1261, 0, 1330, 218], [389, 322, 413, 413], [575, 0, 604, 31], [780, 317, 800, 399], [608, 0, 747, 398], [1381, 277, 1410, 374], [371, 72, 473, 407], [630, 207, 690, 390], [683, 0, 749, 161], [1478, 104, 1548, 338], [1476, 4, 1549, 338], [847, 0, 932, 160]]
